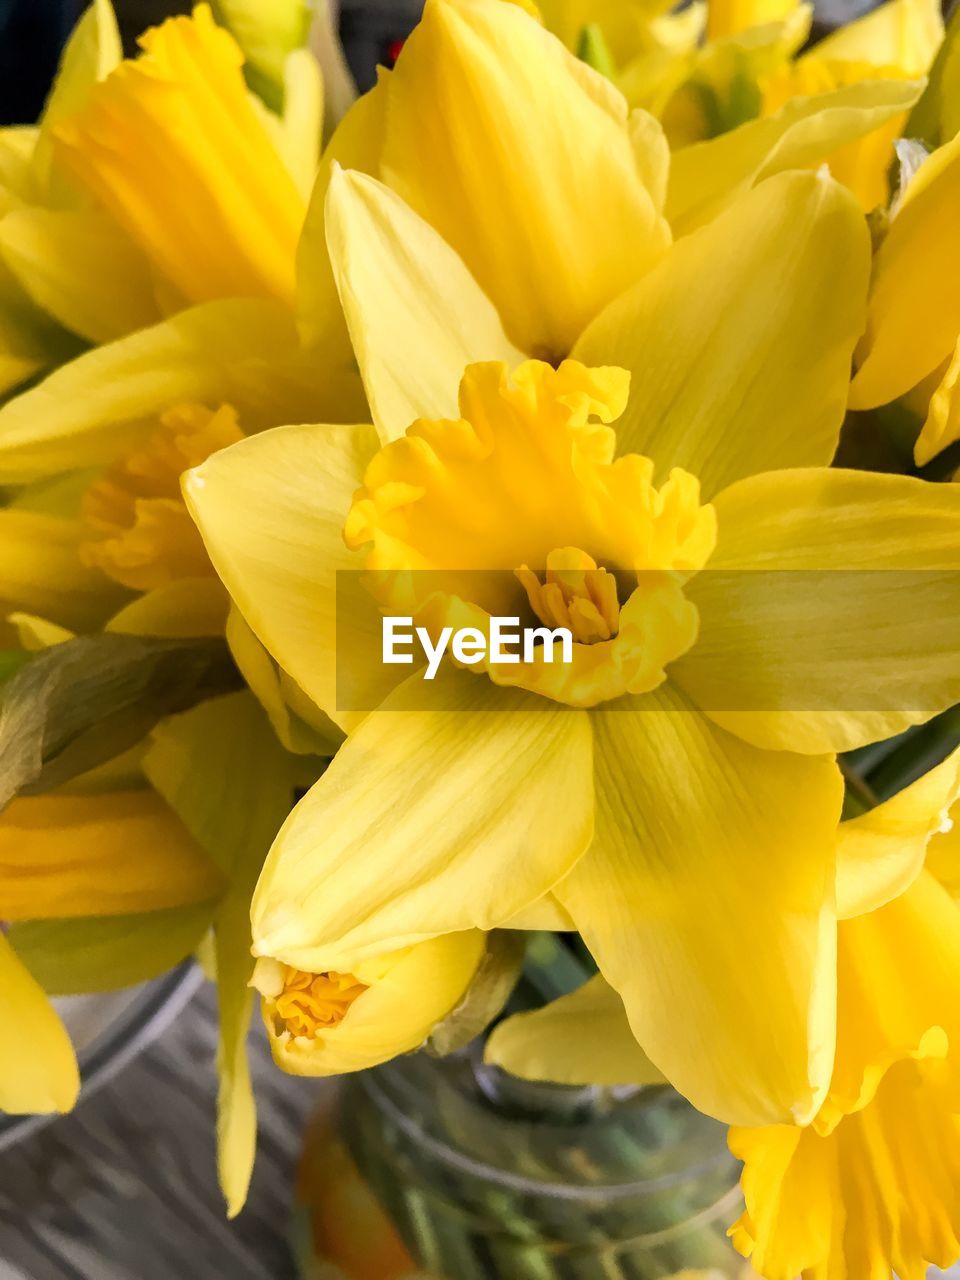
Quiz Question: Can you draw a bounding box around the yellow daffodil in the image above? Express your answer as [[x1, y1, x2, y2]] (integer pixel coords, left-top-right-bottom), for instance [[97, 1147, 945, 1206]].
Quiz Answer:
[[0, 763, 225, 1116], [0, 400, 247, 640], [252, 931, 486, 1077], [849, 122, 960, 466], [314, 0, 920, 394], [753, 0, 942, 209], [730, 747, 960, 1279], [0, 2, 319, 343], [185, 148, 960, 1130], [486, 751, 960, 1276], [531, 0, 936, 208], [53, 6, 307, 308], [0, 2, 363, 602]]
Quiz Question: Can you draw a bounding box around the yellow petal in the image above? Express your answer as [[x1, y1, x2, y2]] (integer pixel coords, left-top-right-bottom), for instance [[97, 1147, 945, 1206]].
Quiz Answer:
[[673, 468, 960, 753], [0, 789, 224, 920], [7, 612, 74, 650], [7, 902, 213, 995], [915, 333, 960, 465], [812, 0, 942, 74], [251, 667, 594, 973], [0, 933, 79, 1114], [486, 974, 667, 1086], [33, 0, 122, 200], [381, 0, 670, 357], [501, 893, 576, 930], [53, 5, 303, 307], [850, 127, 960, 410], [836, 746, 960, 918], [822, 870, 960, 1129], [259, 932, 486, 1078], [554, 682, 842, 1127], [706, 0, 800, 41], [0, 126, 39, 204], [325, 167, 523, 441], [183, 421, 385, 732], [273, 48, 323, 199], [106, 578, 229, 639], [0, 507, 122, 632], [0, 207, 160, 343], [0, 266, 80, 398], [731, 874, 960, 1279], [296, 71, 388, 351], [758, 55, 919, 211], [144, 691, 297, 1215], [0, 298, 355, 485], [667, 76, 922, 233], [225, 605, 342, 755], [628, 109, 670, 215], [731, 1058, 960, 1280], [575, 171, 868, 497]]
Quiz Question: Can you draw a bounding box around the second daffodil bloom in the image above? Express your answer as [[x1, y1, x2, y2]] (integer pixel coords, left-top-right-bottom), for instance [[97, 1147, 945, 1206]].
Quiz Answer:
[[730, 747, 960, 1278], [186, 161, 960, 1129], [252, 932, 486, 1077], [486, 750, 960, 1277]]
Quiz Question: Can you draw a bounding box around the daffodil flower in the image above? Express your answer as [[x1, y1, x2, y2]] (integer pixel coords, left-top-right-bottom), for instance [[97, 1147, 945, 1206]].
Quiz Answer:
[[186, 155, 960, 1129], [0, 1, 365, 534], [532, 0, 937, 210], [310, 0, 923, 371], [754, 0, 941, 210], [730, 747, 960, 1279], [0, 0, 362, 508], [0, 766, 225, 1117], [487, 751, 960, 1276], [252, 932, 486, 1077], [0, 401, 242, 640], [0, 2, 318, 340], [850, 122, 960, 468]]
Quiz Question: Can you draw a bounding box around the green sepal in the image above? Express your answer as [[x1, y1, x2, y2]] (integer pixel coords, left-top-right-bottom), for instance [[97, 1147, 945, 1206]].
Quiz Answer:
[[424, 931, 525, 1058]]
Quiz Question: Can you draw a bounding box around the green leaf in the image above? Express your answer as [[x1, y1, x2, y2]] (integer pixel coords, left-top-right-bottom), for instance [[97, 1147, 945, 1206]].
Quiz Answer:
[[8, 902, 214, 994], [143, 691, 299, 1215], [425, 931, 525, 1058], [0, 634, 242, 811]]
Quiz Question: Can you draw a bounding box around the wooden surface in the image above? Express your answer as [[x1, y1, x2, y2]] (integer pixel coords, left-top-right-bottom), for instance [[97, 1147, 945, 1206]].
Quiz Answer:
[[0, 982, 317, 1280]]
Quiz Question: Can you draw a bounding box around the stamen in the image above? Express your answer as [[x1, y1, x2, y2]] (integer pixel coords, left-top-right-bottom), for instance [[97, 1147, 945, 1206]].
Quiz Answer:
[[266, 964, 367, 1040], [516, 547, 619, 645]]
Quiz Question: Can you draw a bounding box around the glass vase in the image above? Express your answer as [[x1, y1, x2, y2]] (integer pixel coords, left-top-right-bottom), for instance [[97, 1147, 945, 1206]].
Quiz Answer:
[[294, 1046, 755, 1279]]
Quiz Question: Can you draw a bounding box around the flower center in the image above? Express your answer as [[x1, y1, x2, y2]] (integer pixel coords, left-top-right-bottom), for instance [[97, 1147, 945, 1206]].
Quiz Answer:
[[344, 360, 717, 707], [80, 403, 243, 592], [517, 548, 620, 644], [254, 958, 367, 1040]]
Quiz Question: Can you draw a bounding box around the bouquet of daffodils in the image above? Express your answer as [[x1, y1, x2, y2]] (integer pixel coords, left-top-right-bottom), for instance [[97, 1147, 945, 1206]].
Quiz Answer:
[[2, 0, 960, 1274]]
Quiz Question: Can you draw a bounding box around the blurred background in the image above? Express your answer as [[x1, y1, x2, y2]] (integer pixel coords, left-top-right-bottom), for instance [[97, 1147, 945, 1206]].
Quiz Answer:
[[0, 0, 429, 123]]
